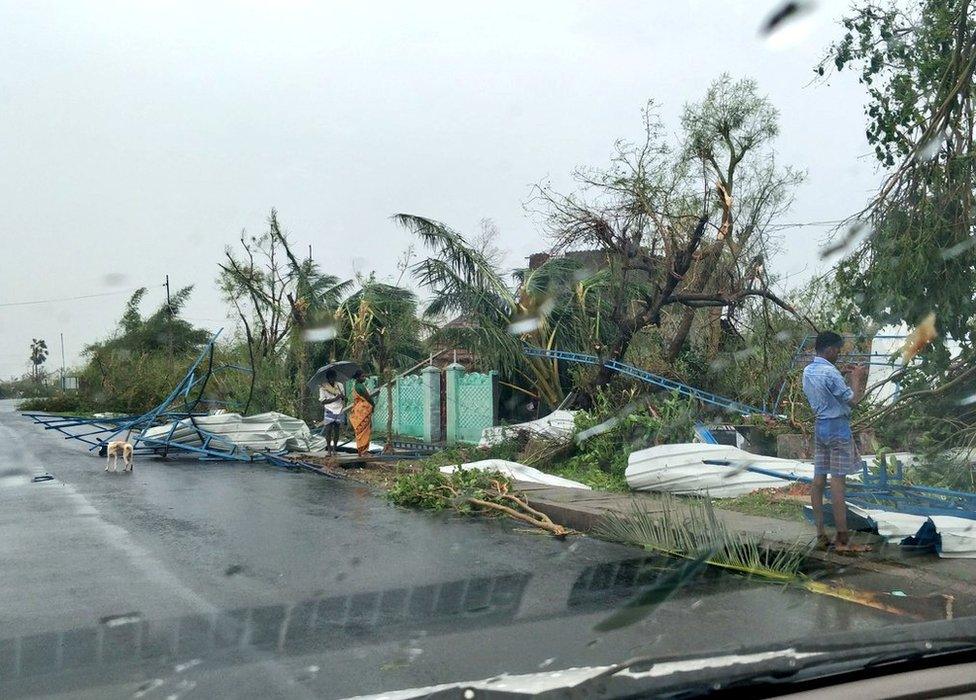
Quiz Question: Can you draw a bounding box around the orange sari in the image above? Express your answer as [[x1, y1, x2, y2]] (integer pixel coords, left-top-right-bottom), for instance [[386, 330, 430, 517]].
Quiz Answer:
[[349, 392, 373, 456]]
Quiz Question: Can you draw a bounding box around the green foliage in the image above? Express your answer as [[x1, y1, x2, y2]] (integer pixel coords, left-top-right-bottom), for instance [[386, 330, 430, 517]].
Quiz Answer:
[[218, 209, 351, 360], [418, 440, 523, 470], [715, 490, 806, 523], [387, 464, 514, 516], [398, 213, 608, 407], [18, 393, 86, 414], [402, 75, 803, 406], [544, 461, 628, 492], [906, 452, 976, 492], [337, 277, 423, 376], [99, 286, 210, 356], [75, 288, 212, 413], [561, 390, 696, 481], [21, 288, 214, 414], [0, 375, 57, 400]]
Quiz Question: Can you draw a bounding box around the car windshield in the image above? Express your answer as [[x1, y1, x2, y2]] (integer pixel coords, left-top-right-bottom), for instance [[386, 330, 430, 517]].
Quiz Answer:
[[2, 1, 975, 698]]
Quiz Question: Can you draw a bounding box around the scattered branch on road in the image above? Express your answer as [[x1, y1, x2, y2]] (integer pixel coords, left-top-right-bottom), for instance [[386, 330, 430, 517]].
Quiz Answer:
[[388, 465, 572, 537]]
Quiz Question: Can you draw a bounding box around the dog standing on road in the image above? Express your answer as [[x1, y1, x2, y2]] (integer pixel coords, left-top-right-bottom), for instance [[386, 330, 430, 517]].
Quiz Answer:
[[105, 441, 134, 472]]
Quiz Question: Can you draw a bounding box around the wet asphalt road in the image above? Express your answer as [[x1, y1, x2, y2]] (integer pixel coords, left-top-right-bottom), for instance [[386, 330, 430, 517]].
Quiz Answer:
[[0, 399, 896, 698]]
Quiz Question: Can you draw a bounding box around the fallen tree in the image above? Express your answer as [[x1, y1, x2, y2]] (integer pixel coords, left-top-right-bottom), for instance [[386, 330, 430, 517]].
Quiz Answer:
[[387, 465, 571, 537]]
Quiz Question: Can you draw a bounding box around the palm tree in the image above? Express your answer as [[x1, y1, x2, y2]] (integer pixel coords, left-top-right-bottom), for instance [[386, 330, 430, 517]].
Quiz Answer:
[[394, 214, 608, 408], [29, 338, 49, 383]]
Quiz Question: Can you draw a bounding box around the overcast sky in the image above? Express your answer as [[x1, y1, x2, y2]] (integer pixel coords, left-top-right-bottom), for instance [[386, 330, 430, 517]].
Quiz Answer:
[[0, 0, 879, 379]]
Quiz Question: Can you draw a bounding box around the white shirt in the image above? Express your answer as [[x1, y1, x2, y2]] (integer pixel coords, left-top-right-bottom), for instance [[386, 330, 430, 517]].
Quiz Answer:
[[319, 382, 345, 413]]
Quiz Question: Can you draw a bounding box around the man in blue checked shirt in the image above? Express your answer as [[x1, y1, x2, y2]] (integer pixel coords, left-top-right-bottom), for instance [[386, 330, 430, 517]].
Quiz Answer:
[[802, 331, 870, 552]]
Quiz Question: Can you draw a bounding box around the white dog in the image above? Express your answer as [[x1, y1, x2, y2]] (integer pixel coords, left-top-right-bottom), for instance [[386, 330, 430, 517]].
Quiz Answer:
[[105, 441, 134, 472]]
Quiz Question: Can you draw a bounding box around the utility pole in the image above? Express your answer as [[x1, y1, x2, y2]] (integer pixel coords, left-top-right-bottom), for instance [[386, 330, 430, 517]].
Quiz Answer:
[[165, 274, 172, 315], [308, 244, 312, 262], [60, 332, 65, 392]]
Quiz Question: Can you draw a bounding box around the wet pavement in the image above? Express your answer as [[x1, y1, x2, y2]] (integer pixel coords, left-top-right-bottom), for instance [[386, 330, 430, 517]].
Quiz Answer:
[[0, 400, 898, 698]]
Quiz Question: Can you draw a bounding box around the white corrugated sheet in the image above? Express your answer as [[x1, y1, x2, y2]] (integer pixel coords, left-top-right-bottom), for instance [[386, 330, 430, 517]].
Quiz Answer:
[[479, 411, 577, 448], [847, 504, 976, 559], [626, 443, 818, 498], [441, 459, 591, 490], [142, 411, 328, 455]]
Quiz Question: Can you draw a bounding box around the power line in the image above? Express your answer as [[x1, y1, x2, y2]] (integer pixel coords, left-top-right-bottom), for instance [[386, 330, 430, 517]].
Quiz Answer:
[[768, 219, 845, 230], [0, 285, 162, 309]]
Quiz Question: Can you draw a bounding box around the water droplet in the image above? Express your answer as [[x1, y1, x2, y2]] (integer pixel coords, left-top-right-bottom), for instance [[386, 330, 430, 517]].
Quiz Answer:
[[508, 317, 541, 334], [303, 325, 337, 342], [0, 469, 31, 489], [575, 416, 619, 444], [102, 273, 128, 286], [918, 131, 945, 160], [134, 679, 165, 698], [174, 659, 201, 673], [761, 1, 818, 50], [940, 238, 976, 260], [100, 612, 142, 627]]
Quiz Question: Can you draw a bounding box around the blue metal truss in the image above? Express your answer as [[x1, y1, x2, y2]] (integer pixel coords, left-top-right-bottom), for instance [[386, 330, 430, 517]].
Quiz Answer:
[[21, 329, 326, 473], [523, 345, 774, 416], [732, 462, 976, 520]]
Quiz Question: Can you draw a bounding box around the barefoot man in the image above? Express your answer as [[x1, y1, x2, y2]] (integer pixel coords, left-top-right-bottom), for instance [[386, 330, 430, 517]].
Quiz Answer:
[[802, 331, 870, 552]]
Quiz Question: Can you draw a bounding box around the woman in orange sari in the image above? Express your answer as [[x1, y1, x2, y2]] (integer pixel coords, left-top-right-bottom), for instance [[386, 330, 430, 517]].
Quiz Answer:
[[349, 369, 375, 456]]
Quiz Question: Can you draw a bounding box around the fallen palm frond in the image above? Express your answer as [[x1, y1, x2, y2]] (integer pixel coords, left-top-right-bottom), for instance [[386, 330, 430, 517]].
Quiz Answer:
[[388, 464, 571, 537], [596, 494, 808, 582], [594, 495, 925, 621]]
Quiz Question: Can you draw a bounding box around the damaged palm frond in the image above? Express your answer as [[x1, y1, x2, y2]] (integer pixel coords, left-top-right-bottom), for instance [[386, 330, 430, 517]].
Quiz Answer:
[[596, 494, 808, 581], [596, 495, 928, 619], [387, 465, 571, 537]]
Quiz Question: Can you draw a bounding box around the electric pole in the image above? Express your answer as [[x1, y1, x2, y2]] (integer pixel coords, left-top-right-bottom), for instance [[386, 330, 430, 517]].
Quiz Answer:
[[60, 332, 65, 391], [165, 274, 172, 315]]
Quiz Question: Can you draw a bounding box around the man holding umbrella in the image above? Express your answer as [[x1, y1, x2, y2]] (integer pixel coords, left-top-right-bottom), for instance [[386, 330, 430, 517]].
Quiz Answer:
[[310, 361, 360, 457], [318, 369, 345, 456]]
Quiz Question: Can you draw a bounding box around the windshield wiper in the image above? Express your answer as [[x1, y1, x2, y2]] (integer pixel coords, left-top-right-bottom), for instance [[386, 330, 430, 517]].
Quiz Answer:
[[574, 636, 976, 699]]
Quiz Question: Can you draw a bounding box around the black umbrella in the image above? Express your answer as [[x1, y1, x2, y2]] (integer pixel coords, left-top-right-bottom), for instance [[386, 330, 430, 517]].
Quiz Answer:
[[307, 361, 361, 388]]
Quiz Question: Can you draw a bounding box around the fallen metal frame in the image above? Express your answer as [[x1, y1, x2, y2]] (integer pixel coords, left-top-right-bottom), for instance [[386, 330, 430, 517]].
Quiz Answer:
[[740, 461, 976, 520], [21, 330, 325, 473], [524, 346, 773, 416]]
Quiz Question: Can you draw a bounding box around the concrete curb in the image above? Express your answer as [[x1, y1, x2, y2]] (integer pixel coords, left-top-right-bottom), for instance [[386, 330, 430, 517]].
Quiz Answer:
[[516, 482, 976, 611]]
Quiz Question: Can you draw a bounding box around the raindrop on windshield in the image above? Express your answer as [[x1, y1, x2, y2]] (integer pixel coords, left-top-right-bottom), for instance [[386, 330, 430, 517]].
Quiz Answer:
[[102, 272, 128, 286], [819, 221, 874, 260], [940, 237, 976, 260], [918, 130, 946, 161], [303, 325, 337, 342], [761, 1, 818, 50]]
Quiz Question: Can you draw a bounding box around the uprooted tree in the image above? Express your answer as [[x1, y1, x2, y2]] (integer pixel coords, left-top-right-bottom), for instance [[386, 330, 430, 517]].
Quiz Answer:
[[534, 75, 807, 390]]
